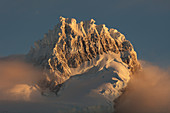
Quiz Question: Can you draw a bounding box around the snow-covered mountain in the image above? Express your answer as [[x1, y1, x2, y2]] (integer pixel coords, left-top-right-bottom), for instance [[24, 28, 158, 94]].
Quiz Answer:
[[26, 17, 140, 113]]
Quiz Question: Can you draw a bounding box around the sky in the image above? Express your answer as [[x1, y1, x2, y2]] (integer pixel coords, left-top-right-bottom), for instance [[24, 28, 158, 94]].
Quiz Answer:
[[0, 0, 170, 67]]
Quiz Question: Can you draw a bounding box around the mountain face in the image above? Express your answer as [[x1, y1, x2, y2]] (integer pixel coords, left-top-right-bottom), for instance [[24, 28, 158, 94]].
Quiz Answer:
[[26, 17, 140, 112]]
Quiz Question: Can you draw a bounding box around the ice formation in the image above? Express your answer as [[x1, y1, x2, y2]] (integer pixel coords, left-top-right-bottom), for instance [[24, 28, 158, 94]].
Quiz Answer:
[[26, 17, 140, 113]]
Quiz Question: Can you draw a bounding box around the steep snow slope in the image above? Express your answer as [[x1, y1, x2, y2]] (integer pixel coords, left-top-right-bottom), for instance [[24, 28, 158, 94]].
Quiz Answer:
[[25, 17, 140, 113], [53, 52, 130, 113]]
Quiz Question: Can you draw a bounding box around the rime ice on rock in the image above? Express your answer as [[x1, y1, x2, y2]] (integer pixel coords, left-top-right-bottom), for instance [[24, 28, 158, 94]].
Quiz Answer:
[[27, 17, 140, 93]]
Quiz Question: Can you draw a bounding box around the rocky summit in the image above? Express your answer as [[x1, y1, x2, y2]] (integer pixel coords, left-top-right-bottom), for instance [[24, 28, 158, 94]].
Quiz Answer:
[[27, 17, 140, 95]]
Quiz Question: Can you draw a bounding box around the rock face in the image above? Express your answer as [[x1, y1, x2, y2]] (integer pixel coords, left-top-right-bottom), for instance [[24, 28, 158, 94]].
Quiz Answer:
[[27, 17, 140, 93]]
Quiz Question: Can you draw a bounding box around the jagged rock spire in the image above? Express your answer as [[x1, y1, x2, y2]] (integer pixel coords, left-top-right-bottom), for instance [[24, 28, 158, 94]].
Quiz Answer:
[[27, 17, 140, 92]]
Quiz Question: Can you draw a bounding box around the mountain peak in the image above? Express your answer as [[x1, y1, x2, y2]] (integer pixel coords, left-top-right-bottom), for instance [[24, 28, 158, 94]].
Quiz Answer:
[[27, 17, 140, 92]]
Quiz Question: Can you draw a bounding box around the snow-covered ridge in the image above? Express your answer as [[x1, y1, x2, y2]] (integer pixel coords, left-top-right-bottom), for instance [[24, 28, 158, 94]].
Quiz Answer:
[[27, 17, 140, 93]]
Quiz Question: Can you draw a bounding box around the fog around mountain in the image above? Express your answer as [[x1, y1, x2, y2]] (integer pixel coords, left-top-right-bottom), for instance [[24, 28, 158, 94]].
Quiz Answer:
[[0, 17, 170, 113]]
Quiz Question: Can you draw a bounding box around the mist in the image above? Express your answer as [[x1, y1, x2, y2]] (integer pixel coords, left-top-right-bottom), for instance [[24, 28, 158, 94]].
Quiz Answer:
[[0, 59, 44, 101], [0, 59, 56, 113], [115, 61, 170, 113]]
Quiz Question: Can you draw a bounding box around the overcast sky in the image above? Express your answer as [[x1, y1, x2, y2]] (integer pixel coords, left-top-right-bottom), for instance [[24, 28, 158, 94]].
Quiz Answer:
[[0, 0, 170, 67]]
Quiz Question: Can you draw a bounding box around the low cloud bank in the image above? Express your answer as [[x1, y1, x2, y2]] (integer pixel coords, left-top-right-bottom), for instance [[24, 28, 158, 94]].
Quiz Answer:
[[1, 58, 170, 113], [0, 60, 43, 101], [115, 61, 170, 113]]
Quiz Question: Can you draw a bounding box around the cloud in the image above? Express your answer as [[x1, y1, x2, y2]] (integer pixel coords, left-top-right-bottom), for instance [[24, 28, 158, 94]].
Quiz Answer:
[[0, 60, 43, 101], [115, 61, 170, 113], [0, 58, 58, 113]]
